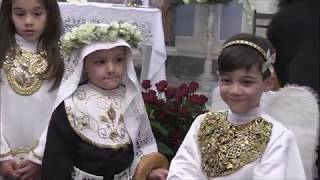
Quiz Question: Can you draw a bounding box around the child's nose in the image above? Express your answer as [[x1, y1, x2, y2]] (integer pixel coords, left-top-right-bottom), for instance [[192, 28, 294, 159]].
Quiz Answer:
[[25, 15, 34, 26], [105, 62, 115, 73], [230, 84, 242, 94]]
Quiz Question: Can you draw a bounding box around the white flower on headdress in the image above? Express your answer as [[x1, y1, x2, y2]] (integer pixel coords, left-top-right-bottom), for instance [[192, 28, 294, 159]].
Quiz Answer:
[[262, 49, 276, 73], [196, 0, 208, 3], [110, 21, 120, 29], [61, 21, 142, 56]]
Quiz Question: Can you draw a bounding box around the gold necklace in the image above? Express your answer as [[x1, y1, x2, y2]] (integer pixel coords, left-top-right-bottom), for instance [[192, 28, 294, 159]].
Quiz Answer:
[[3, 48, 48, 95]]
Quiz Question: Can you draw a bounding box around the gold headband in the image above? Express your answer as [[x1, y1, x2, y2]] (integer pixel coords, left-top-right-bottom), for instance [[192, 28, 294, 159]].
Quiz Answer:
[[221, 40, 275, 72]]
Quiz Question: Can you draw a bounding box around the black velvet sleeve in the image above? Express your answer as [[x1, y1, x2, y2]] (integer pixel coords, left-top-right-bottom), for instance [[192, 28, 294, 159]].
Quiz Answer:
[[41, 103, 77, 180]]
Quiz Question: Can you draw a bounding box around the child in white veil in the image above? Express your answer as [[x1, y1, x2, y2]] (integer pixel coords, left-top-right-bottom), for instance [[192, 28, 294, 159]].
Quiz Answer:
[[41, 22, 168, 180]]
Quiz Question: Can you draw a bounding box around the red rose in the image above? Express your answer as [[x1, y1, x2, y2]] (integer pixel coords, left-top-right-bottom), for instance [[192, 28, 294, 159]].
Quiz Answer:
[[199, 95, 208, 105], [165, 88, 176, 99], [189, 81, 199, 92], [178, 108, 190, 119], [178, 84, 189, 97], [142, 90, 157, 104], [141, 80, 151, 90], [155, 80, 168, 92], [188, 94, 202, 105]]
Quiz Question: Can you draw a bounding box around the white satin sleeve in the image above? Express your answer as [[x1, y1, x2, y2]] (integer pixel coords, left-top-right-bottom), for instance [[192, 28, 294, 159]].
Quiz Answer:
[[253, 121, 306, 180], [167, 114, 207, 180], [27, 127, 48, 165]]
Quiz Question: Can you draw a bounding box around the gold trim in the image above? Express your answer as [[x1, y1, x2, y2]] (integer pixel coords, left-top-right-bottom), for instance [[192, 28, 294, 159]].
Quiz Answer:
[[198, 111, 272, 177], [0, 141, 38, 158], [3, 48, 48, 95]]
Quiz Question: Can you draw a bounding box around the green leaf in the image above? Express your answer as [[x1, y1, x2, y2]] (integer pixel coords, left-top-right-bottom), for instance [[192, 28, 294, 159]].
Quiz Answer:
[[150, 121, 169, 137], [157, 141, 175, 156]]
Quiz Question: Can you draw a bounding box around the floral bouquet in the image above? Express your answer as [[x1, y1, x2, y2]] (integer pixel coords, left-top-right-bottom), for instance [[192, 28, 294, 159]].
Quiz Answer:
[[141, 80, 208, 160]]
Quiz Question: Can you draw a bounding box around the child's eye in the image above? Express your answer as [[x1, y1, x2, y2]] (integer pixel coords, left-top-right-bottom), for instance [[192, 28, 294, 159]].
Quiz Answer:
[[14, 12, 24, 16], [116, 57, 124, 63], [220, 78, 231, 84], [241, 80, 254, 86], [34, 12, 43, 16], [94, 60, 106, 65]]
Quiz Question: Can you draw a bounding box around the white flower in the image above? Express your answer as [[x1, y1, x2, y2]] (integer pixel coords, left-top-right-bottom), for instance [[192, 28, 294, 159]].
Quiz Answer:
[[107, 30, 119, 42], [110, 21, 120, 29], [182, 0, 192, 4], [196, 0, 208, 3], [61, 21, 142, 55]]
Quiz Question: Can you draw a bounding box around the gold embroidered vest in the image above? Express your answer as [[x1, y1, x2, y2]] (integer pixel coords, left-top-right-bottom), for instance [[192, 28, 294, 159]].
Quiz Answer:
[[198, 111, 272, 178], [2, 48, 48, 95]]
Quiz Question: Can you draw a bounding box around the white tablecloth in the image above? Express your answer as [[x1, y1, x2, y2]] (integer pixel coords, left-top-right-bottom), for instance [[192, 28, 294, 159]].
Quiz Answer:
[[59, 2, 166, 83]]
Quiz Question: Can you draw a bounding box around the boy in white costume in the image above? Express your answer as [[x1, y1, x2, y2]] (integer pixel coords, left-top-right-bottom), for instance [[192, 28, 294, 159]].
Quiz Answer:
[[167, 33, 307, 180], [41, 22, 168, 180]]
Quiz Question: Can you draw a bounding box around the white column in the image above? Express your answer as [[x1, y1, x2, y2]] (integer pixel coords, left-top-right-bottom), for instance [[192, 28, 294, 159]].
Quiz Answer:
[[198, 5, 218, 106], [199, 5, 216, 81]]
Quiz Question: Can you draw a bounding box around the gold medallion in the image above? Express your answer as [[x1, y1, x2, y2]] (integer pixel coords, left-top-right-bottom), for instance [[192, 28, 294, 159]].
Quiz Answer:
[[3, 48, 48, 95]]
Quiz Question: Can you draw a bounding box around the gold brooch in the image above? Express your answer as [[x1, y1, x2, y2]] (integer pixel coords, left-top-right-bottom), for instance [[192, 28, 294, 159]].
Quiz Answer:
[[3, 48, 48, 95]]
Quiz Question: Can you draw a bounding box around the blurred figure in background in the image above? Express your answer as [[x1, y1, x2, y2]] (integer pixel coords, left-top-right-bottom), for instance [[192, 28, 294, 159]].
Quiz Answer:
[[267, 0, 319, 179]]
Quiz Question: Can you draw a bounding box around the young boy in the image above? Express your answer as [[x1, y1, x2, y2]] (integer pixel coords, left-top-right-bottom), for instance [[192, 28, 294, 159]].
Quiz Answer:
[[41, 22, 168, 180], [167, 33, 306, 180]]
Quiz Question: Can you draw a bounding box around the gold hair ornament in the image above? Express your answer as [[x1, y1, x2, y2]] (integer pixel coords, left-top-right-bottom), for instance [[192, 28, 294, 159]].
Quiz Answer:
[[221, 40, 276, 73]]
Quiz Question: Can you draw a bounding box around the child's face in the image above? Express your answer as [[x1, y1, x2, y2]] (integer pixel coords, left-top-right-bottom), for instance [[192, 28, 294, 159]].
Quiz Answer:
[[219, 65, 269, 114], [11, 0, 47, 42], [84, 47, 127, 90]]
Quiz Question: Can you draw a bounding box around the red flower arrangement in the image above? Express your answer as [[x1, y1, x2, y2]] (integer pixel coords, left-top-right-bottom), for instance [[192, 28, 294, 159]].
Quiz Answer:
[[142, 80, 208, 159]]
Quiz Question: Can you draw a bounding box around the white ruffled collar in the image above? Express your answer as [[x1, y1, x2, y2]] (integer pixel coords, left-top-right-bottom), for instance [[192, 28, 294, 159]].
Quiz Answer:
[[15, 34, 38, 52], [227, 106, 263, 125]]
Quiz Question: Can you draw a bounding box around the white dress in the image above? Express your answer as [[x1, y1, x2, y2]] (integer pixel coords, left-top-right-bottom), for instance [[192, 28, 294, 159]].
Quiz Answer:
[[0, 35, 57, 164], [167, 107, 306, 180]]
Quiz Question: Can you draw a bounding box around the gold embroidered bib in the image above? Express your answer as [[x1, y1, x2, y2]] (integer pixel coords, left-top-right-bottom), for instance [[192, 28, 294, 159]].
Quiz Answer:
[[198, 111, 272, 177], [3, 48, 48, 95], [64, 84, 131, 149]]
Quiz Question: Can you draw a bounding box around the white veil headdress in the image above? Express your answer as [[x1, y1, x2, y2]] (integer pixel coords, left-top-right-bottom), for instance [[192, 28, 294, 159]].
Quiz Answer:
[[53, 23, 157, 172]]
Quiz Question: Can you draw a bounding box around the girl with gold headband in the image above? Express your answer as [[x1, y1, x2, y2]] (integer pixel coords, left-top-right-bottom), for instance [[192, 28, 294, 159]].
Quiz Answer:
[[41, 22, 168, 180], [167, 33, 314, 180], [0, 0, 64, 179]]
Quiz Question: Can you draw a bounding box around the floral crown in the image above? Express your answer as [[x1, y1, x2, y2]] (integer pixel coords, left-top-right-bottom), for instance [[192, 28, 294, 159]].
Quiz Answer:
[[61, 21, 142, 56], [221, 40, 276, 73]]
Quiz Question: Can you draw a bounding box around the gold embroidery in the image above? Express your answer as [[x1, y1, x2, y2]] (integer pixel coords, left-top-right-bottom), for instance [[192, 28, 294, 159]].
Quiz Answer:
[[198, 111, 272, 177], [107, 106, 116, 122], [0, 141, 38, 158], [3, 48, 48, 95], [65, 103, 130, 150]]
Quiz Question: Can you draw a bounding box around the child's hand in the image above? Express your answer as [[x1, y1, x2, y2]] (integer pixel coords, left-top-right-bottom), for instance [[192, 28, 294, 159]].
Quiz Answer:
[[147, 168, 168, 180], [0, 159, 20, 178], [16, 160, 41, 180]]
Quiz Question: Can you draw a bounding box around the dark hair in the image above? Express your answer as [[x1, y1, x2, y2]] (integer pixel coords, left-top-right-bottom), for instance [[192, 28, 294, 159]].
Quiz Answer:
[[278, 0, 295, 8], [0, 0, 64, 90], [218, 33, 275, 80]]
